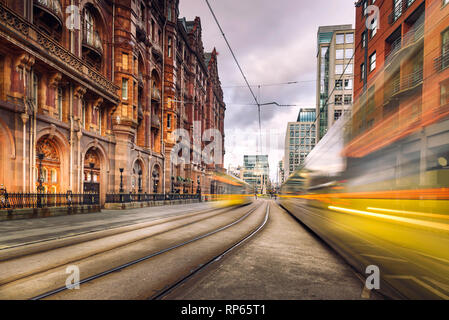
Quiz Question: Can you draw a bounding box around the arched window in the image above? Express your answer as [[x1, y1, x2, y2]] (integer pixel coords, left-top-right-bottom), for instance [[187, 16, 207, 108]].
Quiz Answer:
[[85, 10, 94, 45], [41, 167, 48, 183], [51, 169, 57, 183]]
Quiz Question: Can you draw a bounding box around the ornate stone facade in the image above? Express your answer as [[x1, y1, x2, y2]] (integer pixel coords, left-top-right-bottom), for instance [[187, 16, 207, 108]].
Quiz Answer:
[[0, 0, 225, 206]]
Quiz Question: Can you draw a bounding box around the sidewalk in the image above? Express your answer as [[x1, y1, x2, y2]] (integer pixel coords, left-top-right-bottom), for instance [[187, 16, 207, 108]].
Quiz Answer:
[[165, 201, 383, 300], [0, 202, 215, 249]]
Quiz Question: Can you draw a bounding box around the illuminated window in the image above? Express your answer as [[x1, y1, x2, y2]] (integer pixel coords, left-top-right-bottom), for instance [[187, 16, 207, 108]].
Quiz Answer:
[[122, 78, 128, 100], [122, 53, 128, 71]]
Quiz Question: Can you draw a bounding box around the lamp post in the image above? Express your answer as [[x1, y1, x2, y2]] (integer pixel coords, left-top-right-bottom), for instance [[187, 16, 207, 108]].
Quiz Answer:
[[171, 176, 175, 194], [37, 153, 45, 208], [119, 168, 124, 193], [191, 181, 194, 195], [138, 170, 143, 193]]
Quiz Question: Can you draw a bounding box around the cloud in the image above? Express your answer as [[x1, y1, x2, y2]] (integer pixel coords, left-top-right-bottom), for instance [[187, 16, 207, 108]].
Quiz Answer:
[[179, 0, 355, 180]]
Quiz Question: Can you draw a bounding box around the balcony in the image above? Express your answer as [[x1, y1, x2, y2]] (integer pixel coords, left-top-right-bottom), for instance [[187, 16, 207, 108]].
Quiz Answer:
[[136, 19, 147, 43], [385, 67, 423, 101], [385, 23, 424, 68], [388, 0, 417, 25], [33, 0, 63, 28], [0, 2, 119, 102], [82, 30, 103, 60], [151, 87, 161, 102], [151, 114, 161, 128], [434, 52, 449, 73]]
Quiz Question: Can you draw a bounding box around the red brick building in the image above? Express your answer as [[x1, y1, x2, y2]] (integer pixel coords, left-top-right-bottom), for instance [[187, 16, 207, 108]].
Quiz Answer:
[[345, 0, 449, 182], [0, 0, 225, 206]]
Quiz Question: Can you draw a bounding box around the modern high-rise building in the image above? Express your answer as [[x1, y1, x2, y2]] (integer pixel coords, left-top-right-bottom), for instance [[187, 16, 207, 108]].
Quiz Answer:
[[277, 159, 285, 187], [284, 108, 317, 178], [316, 25, 355, 141], [242, 155, 269, 194]]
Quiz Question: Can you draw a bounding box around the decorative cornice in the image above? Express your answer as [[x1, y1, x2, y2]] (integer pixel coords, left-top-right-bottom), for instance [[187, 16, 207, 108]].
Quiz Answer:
[[0, 3, 119, 103]]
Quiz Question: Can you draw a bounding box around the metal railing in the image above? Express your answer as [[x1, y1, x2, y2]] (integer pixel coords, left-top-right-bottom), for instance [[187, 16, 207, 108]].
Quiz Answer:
[[34, 0, 62, 19], [385, 22, 424, 67], [385, 67, 423, 100], [0, 192, 99, 210], [83, 29, 103, 54], [434, 52, 449, 73], [106, 193, 200, 204], [388, 0, 416, 25]]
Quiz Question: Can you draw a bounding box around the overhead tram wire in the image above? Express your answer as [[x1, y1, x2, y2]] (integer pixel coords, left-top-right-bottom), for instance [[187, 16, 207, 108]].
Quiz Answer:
[[204, 0, 264, 153]]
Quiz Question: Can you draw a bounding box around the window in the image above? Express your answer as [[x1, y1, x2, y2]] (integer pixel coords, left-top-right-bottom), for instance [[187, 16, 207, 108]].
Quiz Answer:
[[41, 168, 48, 183], [393, 0, 402, 22], [335, 95, 343, 105], [344, 95, 352, 105], [362, 31, 367, 48], [335, 64, 343, 74], [335, 79, 343, 90], [344, 79, 353, 90], [345, 64, 353, 74], [122, 53, 128, 71], [442, 28, 449, 69], [336, 49, 344, 60], [441, 81, 449, 106], [122, 78, 128, 100], [57, 87, 63, 121], [334, 110, 343, 121], [369, 52, 376, 72], [85, 10, 94, 44], [361, 63, 366, 80], [346, 33, 354, 44], [167, 113, 171, 129], [51, 169, 57, 183], [336, 34, 345, 44], [168, 37, 172, 58], [371, 17, 378, 37], [345, 48, 354, 59]]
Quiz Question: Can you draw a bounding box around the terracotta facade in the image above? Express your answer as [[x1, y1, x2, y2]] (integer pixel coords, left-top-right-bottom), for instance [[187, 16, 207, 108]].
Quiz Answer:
[[0, 0, 225, 205]]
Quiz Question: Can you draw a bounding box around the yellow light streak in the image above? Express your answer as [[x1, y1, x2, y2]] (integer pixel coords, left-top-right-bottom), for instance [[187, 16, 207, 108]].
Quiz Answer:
[[328, 206, 449, 232]]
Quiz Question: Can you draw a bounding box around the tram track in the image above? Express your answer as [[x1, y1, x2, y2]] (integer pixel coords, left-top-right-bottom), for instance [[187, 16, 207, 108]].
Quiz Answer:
[[0, 201, 264, 299], [0, 203, 254, 290], [29, 202, 266, 300], [151, 203, 270, 300]]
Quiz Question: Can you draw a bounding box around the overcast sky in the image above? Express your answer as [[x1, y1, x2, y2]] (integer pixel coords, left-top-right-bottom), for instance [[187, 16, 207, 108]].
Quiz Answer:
[[179, 0, 355, 181]]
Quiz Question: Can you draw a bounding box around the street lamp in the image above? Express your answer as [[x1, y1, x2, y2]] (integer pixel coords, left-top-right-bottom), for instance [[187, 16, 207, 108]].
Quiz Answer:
[[37, 153, 45, 208], [37, 153, 45, 193], [119, 168, 124, 193]]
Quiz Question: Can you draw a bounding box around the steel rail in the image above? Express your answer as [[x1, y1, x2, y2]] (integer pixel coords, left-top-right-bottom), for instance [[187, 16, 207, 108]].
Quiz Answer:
[[0, 204, 245, 256], [150, 203, 270, 300], [29, 202, 262, 300]]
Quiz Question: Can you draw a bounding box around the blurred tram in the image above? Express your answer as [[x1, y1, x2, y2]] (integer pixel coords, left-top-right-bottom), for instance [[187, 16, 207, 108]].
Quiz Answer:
[[279, 109, 449, 299], [209, 172, 254, 207]]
